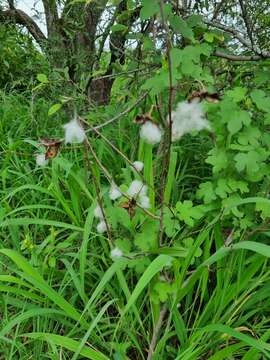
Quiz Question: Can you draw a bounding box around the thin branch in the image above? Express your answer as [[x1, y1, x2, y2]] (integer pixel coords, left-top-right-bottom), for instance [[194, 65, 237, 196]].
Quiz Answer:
[[204, 18, 252, 49], [158, 0, 174, 246], [213, 50, 268, 61], [238, 0, 254, 48], [147, 304, 167, 360], [204, 18, 270, 58], [86, 92, 149, 132]]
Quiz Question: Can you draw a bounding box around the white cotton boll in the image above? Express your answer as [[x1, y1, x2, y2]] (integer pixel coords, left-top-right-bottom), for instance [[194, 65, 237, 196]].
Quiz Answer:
[[140, 121, 162, 145], [94, 205, 104, 219], [36, 154, 48, 167], [169, 100, 210, 142], [138, 195, 150, 209], [127, 180, 147, 198], [63, 118, 85, 144], [111, 247, 123, 259], [97, 221, 107, 234], [132, 161, 144, 172], [109, 183, 122, 200]]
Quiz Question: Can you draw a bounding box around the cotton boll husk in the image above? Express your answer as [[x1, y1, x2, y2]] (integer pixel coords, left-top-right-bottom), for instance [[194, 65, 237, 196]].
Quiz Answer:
[[138, 195, 150, 209], [169, 100, 210, 141], [127, 180, 147, 197], [132, 161, 144, 172], [94, 205, 104, 219], [111, 247, 123, 258], [63, 118, 85, 144], [36, 154, 48, 167], [97, 221, 107, 234], [140, 121, 162, 145], [109, 183, 122, 200]]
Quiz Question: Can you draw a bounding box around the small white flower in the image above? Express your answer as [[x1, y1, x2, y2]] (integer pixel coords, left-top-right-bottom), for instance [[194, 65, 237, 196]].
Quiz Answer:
[[94, 205, 104, 219], [140, 121, 162, 145], [127, 180, 147, 198], [138, 195, 150, 209], [36, 153, 48, 167], [109, 183, 122, 200], [97, 221, 107, 234], [111, 247, 123, 258], [132, 161, 144, 172], [63, 118, 85, 144], [169, 100, 210, 141]]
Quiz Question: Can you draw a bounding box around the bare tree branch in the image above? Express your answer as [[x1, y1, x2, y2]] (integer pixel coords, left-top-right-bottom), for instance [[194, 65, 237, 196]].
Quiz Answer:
[[0, 8, 47, 47], [204, 19, 270, 58], [213, 50, 268, 61]]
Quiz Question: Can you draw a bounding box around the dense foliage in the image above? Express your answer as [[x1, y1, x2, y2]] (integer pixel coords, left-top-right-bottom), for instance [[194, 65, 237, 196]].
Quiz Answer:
[[1, 0, 270, 359]]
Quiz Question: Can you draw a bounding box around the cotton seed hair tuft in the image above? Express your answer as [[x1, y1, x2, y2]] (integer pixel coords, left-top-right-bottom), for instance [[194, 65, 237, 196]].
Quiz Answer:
[[94, 205, 104, 219], [109, 183, 122, 200], [127, 180, 147, 198], [132, 161, 144, 172], [63, 118, 86, 144], [36, 153, 48, 167], [169, 100, 210, 141], [111, 247, 123, 259], [138, 195, 150, 209], [140, 121, 162, 145], [96, 221, 107, 234]]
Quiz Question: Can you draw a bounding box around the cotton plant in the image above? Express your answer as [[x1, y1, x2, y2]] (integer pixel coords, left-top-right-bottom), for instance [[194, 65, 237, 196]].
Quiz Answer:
[[132, 161, 144, 172], [63, 116, 86, 144], [94, 205, 108, 234], [111, 247, 123, 259], [140, 121, 162, 145], [169, 99, 210, 141], [36, 153, 48, 167]]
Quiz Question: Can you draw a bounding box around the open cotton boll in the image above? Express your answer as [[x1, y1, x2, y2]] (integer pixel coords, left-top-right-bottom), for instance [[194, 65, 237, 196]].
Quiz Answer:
[[127, 180, 147, 198], [36, 153, 48, 167], [138, 195, 150, 209], [169, 100, 210, 141], [109, 183, 122, 200], [63, 118, 85, 144], [97, 221, 107, 234], [94, 205, 104, 219], [111, 247, 123, 259], [140, 121, 162, 145], [132, 161, 144, 172]]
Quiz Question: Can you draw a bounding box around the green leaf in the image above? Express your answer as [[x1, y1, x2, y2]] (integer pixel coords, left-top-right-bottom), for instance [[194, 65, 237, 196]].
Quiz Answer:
[[234, 150, 263, 175], [186, 14, 203, 28], [250, 89, 270, 112], [196, 181, 217, 204], [23, 333, 109, 360], [170, 16, 194, 40], [226, 87, 247, 102], [255, 201, 270, 220], [163, 208, 179, 238], [237, 126, 261, 146], [37, 73, 48, 83], [206, 148, 229, 173], [140, 0, 159, 20], [122, 255, 172, 316], [48, 103, 62, 116], [0, 249, 87, 326], [227, 110, 251, 135], [111, 24, 128, 32], [134, 219, 159, 251], [176, 200, 204, 227]]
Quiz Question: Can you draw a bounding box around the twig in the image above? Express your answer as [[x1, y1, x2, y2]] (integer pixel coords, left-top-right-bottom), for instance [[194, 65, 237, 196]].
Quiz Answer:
[[85, 92, 149, 132], [213, 50, 268, 61], [147, 304, 167, 360], [83, 137, 113, 247], [84, 133, 160, 220], [158, 0, 174, 246]]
